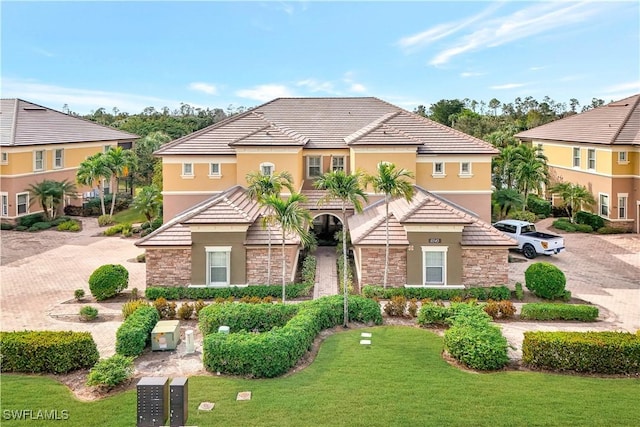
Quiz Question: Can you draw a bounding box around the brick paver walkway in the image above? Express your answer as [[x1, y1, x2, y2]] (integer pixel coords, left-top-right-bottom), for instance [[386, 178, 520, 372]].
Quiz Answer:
[[313, 246, 339, 298]]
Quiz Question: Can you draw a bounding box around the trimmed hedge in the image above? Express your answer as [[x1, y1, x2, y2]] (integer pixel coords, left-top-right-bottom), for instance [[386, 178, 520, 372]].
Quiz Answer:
[[89, 264, 129, 301], [524, 262, 566, 299], [520, 303, 599, 321], [523, 331, 640, 374], [202, 295, 382, 378], [0, 331, 99, 374], [575, 211, 605, 231], [115, 306, 160, 357], [362, 285, 510, 301], [199, 303, 299, 335], [145, 283, 313, 301]]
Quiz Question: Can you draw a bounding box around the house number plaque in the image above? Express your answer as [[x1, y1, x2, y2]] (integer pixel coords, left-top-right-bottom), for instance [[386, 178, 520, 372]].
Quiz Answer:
[[429, 238, 441, 244]]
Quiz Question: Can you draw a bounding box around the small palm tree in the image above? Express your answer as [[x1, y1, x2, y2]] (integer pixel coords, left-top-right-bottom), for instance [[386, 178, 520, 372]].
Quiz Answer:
[[492, 188, 524, 220], [364, 163, 414, 289], [77, 153, 111, 216], [549, 182, 596, 222], [132, 185, 163, 222], [246, 170, 294, 285], [27, 179, 77, 220], [104, 146, 135, 216], [314, 170, 368, 327], [514, 145, 549, 211], [263, 192, 313, 302]]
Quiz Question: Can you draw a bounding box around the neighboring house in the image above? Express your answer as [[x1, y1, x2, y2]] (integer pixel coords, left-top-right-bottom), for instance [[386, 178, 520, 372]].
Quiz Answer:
[[138, 97, 515, 289], [516, 94, 640, 233], [0, 99, 138, 221]]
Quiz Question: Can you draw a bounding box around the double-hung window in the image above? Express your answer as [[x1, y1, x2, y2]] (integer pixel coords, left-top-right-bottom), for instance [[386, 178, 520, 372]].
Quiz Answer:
[[17, 192, 29, 215], [433, 162, 445, 177], [206, 246, 231, 286], [182, 163, 194, 177], [618, 195, 627, 219], [422, 246, 448, 286], [459, 162, 471, 176], [54, 149, 64, 169], [588, 149, 596, 170], [599, 194, 609, 217], [209, 163, 221, 177], [260, 162, 274, 176], [1, 193, 8, 217], [332, 156, 345, 172], [34, 150, 45, 171], [618, 151, 628, 164], [307, 156, 321, 178], [0, 152, 7, 164], [572, 148, 580, 168]]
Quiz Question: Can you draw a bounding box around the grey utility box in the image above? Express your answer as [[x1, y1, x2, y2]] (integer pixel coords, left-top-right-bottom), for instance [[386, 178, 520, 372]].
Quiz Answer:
[[151, 320, 180, 351], [169, 377, 189, 427], [137, 377, 169, 427]]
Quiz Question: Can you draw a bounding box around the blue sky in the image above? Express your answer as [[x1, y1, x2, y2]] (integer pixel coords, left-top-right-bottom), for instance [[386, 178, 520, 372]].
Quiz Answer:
[[2, 1, 638, 115]]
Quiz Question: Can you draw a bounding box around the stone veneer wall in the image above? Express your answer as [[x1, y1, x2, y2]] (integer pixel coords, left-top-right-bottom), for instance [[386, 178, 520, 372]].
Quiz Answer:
[[461, 247, 509, 286], [145, 248, 192, 287], [358, 247, 407, 287], [246, 246, 298, 285]]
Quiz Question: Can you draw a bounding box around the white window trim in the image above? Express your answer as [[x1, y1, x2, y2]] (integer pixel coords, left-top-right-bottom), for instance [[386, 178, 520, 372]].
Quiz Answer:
[[0, 152, 7, 165], [331, 156, 345, 172], [432, 162, 446, 178], [16, 192, 29, 216], [458, 162, 472, 178], [205, 246, 231, 287], [421, 246, 448, 287], [103, 145, 112, 153], [54, 148, 64, 169], [307, 156, 322, 178], [617, 151, 629, 165], [181, 162, 194, 179], [260, 162, 275, 176], [1, 192, 8, 217], [33, 150, 45, 172], [572, 147, 581, 169], [587, 149, 596, 170], [598, 193, 609, 218], [208, 162, 221, 179], [618, 193, 628, 219]]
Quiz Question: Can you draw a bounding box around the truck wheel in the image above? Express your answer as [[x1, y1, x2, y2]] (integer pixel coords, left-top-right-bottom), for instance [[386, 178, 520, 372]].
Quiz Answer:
[[523, 244, 537, 259]]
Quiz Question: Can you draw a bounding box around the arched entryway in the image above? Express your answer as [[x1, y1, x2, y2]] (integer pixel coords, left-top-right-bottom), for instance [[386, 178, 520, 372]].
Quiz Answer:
[[311, 213, 343, 246]]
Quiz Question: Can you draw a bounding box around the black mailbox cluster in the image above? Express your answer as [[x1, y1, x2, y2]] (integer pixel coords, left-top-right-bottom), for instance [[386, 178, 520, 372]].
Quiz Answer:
[[137, 377, 188, 427]]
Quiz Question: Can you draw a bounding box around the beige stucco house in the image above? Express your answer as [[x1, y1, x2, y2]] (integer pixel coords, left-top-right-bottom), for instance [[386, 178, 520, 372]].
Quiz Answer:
[[516, 94, 640, 233], [0, 99, 138, 221], [137, 97, 515, 289]]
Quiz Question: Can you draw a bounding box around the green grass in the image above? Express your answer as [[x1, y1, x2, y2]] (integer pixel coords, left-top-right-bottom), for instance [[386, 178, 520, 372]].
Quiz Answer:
[[1, 327, 638, 426], [111, 208, 145, 224]]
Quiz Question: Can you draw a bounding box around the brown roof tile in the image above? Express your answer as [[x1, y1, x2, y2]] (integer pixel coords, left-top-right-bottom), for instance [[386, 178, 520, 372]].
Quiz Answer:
[[515, 94, 640, 146], [182, 186, 262, 224], [244, 217, 301, 245]]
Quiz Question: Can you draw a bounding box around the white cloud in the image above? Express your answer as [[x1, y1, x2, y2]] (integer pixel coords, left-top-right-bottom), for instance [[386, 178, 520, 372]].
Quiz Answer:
[[296, 79, 336, 94], [529, 66, 547, 71], [428, 2, 607, 66], [349, 83, 367, 93], [602, 81, 640, 93], [235, 84, 295, 102], [188, 82, 218, 95], [33, 47, 55, 57], [490, 82, 529, 90], [1, 77, 188, 114], [342, 71, 367, 94], [460, 71, 484, 78]]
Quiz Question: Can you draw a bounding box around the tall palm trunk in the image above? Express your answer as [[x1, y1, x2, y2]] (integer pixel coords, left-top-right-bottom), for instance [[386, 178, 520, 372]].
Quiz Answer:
[[267, 208, 272, 285], [109, 176, 117, 216], [98, 183, 106, 216], [342, 201, 349, 327], [383, 195, 390, 289], [281, 231, 287, 303]]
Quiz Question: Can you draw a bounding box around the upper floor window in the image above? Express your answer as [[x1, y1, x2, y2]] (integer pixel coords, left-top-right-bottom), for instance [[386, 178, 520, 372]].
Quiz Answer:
[[572, 147, 580, 168], [209, 163, 221, 177], [332, 156, 345, 172], [182, 163, 194, 177], [433, 162, 445, 177], [459, 162, 472, 176], [16, 192, 29, 215], [307, 156, 321, 178], [599, 193, 609, 217], [587, 149, 596, 170], [103, 145, 112, 153], [260, 162, 274, 176], [0, 152, 7, 165], [54, 149, 64, 169], [618, 151, 628, 164], [34, 150, 45, 171]]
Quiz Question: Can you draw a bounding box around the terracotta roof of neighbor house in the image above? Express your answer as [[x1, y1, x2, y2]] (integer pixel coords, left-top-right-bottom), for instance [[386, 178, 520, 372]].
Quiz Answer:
[[515, 94, 640, 146], [0, 99, 138, 146], [244, 217, 301, 245], [156, 97, 499, 155], [349, 186, 516, 247]]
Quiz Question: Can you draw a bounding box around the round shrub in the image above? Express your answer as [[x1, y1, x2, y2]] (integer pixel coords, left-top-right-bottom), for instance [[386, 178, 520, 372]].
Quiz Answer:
[[86, 354, 134, 388], [89, 264, 129, 301], [80, 306, 98, 321], [524, 262, 566, 299]]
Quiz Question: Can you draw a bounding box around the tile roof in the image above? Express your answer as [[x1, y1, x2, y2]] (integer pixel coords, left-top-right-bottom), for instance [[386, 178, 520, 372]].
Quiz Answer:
[[244, 217, 301, 245], [0, 99, 138, 146], [301, 189, 356, 211], [515, 94, 640, 146], [182, 186, 262, 224], [350, 186, 516, 247], [155, 97, 499, 155]]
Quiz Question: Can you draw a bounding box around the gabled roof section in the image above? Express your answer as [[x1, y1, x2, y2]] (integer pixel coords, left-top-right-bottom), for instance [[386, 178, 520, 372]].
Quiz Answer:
[[182, 185, 262, 224], [515, 94, 640, 146], [245, 216, 301, 245], [349, 202, 409, 245], [154, 97, 500, 155], [389, 188, 474, 224], [0, 99, 138, 146]]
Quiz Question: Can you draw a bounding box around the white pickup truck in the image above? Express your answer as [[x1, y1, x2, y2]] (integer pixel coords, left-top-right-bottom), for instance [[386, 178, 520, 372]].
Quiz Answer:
[[493, 219, 565, 259]]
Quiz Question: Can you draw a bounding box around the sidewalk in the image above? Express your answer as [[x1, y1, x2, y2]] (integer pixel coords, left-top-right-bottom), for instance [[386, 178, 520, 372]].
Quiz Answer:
[[313, 246, 339, 298]]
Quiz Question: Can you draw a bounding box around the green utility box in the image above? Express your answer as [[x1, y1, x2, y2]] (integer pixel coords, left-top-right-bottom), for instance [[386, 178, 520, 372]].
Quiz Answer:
[[151, 320, 180, 351]]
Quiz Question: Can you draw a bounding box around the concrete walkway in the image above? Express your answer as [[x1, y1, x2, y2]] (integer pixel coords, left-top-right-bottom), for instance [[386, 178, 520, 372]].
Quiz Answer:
[[313, 246, 339, 298]]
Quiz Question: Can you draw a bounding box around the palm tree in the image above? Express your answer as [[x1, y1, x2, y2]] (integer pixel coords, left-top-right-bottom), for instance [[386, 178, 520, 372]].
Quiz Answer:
[[263, 192, 313, 302], [314, 170, 368, 327], [549, 182, 596, 222], [514, 145, 549, 211], [246, 170, 294, 285], [492, 188, 524, 220], [76, 153, 111, 216], [27, 179, 77, 220], [132, 185, 163, 222], [492, 145, 518, 190], [104, 146, 135, 217], [364, 163, 414, 289]]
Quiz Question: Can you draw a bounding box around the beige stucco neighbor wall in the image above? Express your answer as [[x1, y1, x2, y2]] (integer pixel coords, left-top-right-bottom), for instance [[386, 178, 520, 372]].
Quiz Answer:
[[245, 246, 299, 285], [461, 247, 509, 286], [145, 247, 192, 286], [358, 247, 407, 287]]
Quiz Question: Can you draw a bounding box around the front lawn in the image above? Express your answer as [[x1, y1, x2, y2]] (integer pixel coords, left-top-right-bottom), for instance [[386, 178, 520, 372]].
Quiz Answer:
[[111, 208, 146, 224], [1, 327, 638, 426]]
